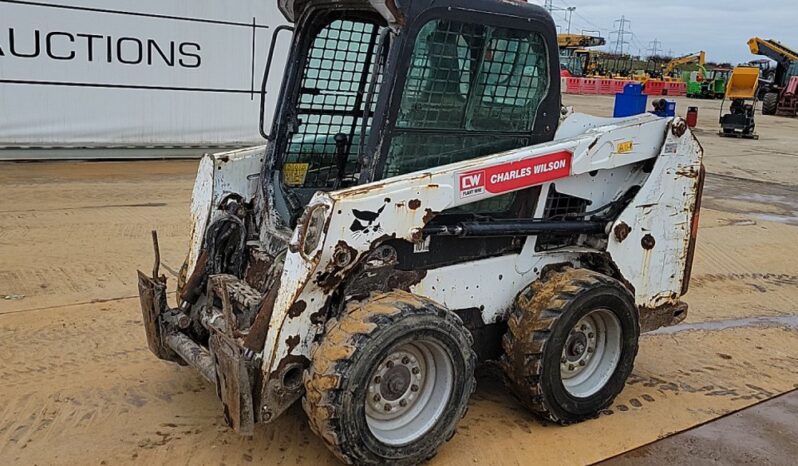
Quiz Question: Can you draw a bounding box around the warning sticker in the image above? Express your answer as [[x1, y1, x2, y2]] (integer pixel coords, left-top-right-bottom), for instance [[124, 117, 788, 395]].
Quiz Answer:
[[283, 163, 309, 186], [617, 140, 633, 154], [458, 151, 572, 199]]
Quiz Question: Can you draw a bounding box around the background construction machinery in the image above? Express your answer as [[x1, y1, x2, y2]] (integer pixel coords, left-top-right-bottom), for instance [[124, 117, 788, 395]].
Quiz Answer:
[[748, 38, 798, 116]]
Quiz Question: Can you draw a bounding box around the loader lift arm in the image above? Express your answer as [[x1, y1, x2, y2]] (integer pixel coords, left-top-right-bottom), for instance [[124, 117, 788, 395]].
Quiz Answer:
[[748, 38, 798, 70], [748, 37, 798, 115], [747, 37, 798, 87]]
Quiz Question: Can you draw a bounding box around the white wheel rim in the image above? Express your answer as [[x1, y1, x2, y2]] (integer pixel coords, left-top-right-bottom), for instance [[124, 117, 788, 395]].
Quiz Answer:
[[365, 340, 453, 446], [560, 309, 623, 398]]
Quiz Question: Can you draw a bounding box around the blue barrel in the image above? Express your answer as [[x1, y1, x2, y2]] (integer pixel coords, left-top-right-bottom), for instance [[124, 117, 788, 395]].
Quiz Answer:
[[613, 83, 648, 117]]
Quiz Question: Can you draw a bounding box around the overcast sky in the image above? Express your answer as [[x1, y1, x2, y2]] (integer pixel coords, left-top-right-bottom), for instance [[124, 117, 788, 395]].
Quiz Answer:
[[532, 0, 798, 64]]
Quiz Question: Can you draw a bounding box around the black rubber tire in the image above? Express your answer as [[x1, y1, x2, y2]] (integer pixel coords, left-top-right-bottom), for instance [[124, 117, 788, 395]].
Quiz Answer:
[[762, 92, 779, 116], [500, 268, 639, 424], [303, 291, 476, 465]]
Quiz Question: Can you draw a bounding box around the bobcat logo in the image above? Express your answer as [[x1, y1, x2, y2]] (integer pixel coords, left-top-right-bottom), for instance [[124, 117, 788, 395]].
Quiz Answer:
[[349, 203, 386, 236]]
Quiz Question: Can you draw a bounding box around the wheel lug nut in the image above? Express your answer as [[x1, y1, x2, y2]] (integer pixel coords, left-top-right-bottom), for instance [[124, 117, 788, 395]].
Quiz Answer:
[[587, 347, 594, 353], [580, 324, 587, 331], [373, 394, 381, 402], [588, 333, 594, 338], [399, 399, 407, 407], [411, 367, 420, 375], [561, 357, 567, 364], [374, 376, 381, 384], [402, 356, 410, 364], [579, 360, 586, 366], [384, 404, 391, 411], [568, 364, 575, 370], [386, 361, 394, 368], [411, 385, 419, 392]]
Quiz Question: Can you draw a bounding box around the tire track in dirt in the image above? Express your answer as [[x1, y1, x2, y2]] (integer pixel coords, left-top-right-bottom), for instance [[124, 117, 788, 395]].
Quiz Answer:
[[2, 298, 798, 466], [0, 299, 216, 462]]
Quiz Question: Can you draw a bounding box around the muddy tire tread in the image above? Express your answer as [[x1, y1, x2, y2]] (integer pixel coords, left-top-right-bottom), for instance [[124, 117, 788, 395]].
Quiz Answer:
[[303, 291, 476, 465], [500, 268, 638, 424]]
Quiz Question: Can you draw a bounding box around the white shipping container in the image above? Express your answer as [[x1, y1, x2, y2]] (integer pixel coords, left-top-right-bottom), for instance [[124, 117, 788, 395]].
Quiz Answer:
[[0, 0, 291, 159]]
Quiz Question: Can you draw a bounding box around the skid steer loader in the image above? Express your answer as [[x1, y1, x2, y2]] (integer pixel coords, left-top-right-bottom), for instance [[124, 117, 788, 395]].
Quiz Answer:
[[137, 0, 704, 463]]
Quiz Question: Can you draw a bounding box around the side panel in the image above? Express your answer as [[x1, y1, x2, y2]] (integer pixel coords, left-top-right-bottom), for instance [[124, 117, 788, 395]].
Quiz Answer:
[[606, 129, 704, 307], [256, 113, 699, 418], [187, 146, 265, 275]]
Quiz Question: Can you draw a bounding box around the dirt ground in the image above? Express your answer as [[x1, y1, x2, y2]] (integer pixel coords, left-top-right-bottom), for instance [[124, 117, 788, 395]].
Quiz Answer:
[[1, 94, 797, 465]]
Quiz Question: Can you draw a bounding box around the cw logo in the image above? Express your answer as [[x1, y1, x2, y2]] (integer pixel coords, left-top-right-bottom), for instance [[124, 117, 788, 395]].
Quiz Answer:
[[459, 172, 484, 190], [459, 171, 485, 198]]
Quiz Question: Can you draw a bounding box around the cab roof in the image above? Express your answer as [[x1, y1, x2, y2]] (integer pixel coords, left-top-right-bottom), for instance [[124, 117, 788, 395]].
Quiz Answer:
[[278, 0, 553, 29]]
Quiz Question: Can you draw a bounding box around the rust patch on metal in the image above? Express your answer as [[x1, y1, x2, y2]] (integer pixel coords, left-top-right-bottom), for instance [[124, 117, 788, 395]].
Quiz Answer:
[[244, 247, 274, 293], [287, 300, 307, 318], [639, 301, 688, 333], [422, 208, 437, 224], [260, 334, 310, 423], [137, 270, 181, 363], [682, 165, 705, 295], [333, 240, 356, 268], [344, 245, 427, 299], [671, 119, 688, 137], [243, 274, 281, 352], [315, 241, 361, 293], [179, 251, 208, 304], [614, 222, 631, 242], [676, 166, 699, 178], [209, 330, 254, 435], [408, 199, 421, 210], [285, 334, 300, 352], [309, 305, 328, 326], [641, 234, 656, 250], [579, 253, 636, 296]]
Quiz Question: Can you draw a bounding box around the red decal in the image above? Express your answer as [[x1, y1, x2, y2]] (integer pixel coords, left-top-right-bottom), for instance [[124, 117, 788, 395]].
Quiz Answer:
[[459, 151, 572, 198]]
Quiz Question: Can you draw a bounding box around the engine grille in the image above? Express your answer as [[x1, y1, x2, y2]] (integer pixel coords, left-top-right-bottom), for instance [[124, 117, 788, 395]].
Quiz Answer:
[[536, 185, 590, 251]]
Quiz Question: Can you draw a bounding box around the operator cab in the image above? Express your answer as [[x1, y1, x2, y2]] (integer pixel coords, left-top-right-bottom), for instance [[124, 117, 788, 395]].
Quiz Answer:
[[263, 0, 561, 226]]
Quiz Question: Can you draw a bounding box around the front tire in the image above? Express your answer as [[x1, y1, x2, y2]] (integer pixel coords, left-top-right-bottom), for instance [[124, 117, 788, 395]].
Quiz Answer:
[[303, 291, 476, 465], [501, 268, 639, 424]]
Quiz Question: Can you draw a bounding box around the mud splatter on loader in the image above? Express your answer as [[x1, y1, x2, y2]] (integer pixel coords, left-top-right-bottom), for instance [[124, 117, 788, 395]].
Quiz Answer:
[[137, 0, 704, 463]]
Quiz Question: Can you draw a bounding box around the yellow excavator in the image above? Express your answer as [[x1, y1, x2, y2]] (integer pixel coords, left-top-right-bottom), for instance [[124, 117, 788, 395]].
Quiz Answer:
[[557, 33, 606, 49], [558, 33, 606, 77], [662, 51, 706, 81]]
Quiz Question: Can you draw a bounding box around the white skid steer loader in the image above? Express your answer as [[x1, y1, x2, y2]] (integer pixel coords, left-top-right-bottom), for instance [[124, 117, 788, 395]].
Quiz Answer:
[[137, 0, 704, 463]]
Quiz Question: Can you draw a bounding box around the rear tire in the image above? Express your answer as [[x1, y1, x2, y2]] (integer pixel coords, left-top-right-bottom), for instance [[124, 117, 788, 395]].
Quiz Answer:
[[303, 291, 476, 465], [762, 92, 779, 115], [501, 268, 639, 424]]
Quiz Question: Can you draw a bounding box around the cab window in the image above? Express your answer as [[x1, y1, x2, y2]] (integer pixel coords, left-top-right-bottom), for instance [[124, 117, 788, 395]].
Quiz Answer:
[[383, 19, 549, 179]]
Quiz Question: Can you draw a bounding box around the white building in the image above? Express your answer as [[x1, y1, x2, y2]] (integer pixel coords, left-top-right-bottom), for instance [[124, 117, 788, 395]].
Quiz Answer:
[[0, 0, 290, 159]]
